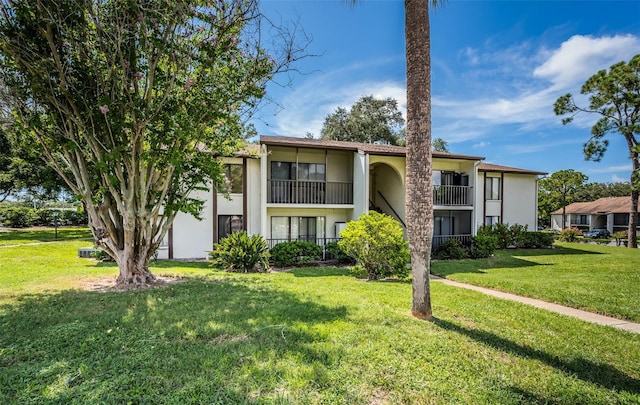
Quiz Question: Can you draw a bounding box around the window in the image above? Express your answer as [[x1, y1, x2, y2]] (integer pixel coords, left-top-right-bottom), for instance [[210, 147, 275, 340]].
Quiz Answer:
[[434, 216, 455, 236], [218, 215, 243, 241], [270, 161, 326, 181], [484, 177, 500, 200], [298, 163, 326, 181], [270, 216, 326, 242], [224, 164, 243, 193], [485, 216, 500, 226]]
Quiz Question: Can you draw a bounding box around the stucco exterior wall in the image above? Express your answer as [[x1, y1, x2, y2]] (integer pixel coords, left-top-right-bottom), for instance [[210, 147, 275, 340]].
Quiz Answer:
[[171, 188, 214, 259], [502, 174, 538, 229]]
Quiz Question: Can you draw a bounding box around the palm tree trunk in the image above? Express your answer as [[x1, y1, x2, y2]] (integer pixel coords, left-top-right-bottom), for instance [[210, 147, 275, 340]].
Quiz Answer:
[[405, 0, 433, 320]]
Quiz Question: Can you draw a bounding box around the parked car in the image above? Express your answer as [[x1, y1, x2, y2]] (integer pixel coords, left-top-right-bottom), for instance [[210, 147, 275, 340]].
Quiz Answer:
[[583, 229, 611, 239]]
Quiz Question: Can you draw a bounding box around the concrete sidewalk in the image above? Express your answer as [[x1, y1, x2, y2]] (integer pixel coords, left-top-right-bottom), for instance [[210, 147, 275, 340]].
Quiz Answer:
[[430, 275, 640, 334]]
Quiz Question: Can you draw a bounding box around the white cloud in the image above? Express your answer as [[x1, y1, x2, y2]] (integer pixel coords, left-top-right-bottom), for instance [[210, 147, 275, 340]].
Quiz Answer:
[[433, 34, 640, 138], [589, 164, 633, 174], [473, 141, 489, 149], [533, 34, 640, 90], [262, 60, 406, 137]]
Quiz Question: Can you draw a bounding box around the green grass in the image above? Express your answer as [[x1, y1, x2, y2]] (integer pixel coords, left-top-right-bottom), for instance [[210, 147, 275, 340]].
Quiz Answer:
[[0, 227, 93, 246], [1, 241, 639, 404], [431, 243, 640, 322]]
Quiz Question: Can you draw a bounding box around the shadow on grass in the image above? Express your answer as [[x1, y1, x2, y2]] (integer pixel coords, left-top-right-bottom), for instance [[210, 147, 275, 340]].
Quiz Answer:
[[0, 227, 92, 244], [289, 267, 353, 277], [434, 318, 640, 394], [432, 245, 602, 277], [0, 278, 348, 403]]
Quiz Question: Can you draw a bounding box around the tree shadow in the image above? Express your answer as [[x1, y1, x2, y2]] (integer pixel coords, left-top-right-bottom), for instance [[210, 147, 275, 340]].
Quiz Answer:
[[432, 245, 601, 277], [433, 318, 640, 395], [288, 267, 353, 278], [0, 278, 348, 403]]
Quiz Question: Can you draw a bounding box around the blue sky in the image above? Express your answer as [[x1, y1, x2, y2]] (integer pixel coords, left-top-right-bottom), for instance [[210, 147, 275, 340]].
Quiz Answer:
[[253, 0, 640, 183]]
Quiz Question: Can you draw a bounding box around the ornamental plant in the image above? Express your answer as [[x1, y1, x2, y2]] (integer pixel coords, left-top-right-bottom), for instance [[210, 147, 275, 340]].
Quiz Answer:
[[209, 231, 270, 273], [338, 211, 409, 280]]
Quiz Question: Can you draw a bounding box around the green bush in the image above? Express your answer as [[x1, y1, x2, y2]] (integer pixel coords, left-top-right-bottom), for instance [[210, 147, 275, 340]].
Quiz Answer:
[[0, 207, 37, 228], [612, 231, 627, 247], [515, 231, 554, 248], [557, 227, 582, 242], [433, 238, 469, 260], [338, 211, 409, 280], [209, 231, 270, 272], [477, 223, 513, 249], [470, 234, 498, 258], [270, 241, 322, 267], [325, 241, 355, 264], [61, 209, 87, 226]]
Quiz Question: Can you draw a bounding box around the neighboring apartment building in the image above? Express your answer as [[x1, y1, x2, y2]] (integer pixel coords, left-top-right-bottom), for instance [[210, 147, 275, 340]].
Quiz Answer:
[[158, 136, 545, 259], [551, 196, 637, 234]]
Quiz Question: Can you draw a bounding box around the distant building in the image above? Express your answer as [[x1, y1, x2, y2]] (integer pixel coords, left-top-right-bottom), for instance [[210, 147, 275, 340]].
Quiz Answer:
[[551, 196, 637, 234]]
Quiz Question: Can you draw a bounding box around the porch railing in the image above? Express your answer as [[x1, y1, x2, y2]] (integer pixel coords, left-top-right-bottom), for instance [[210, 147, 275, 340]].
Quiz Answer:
[[432, 234, 472, 250], [268, 180, 353, 204], [433, 185, 472, 206]]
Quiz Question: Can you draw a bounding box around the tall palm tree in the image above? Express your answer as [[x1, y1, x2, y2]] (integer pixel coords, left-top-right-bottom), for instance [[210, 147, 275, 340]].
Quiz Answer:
[[405, 0, 439, 320]]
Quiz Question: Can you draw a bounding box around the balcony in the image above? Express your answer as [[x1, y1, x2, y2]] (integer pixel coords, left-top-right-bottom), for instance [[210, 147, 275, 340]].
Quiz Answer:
[[433, 185, 472, 206], [268, 180, 353, 205]]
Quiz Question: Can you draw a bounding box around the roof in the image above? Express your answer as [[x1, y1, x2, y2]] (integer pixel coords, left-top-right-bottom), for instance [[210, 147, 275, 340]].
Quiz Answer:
[[259, 135, 485, 161], [551, 196, 632, 215], [478, 163, 547, 176]]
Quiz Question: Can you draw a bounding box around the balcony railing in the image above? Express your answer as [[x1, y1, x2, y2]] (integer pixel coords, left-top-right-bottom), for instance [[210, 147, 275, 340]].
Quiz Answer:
[[432, 234, 472, 250], [268, 180, 353, 204], [433, 185, 472, 206]]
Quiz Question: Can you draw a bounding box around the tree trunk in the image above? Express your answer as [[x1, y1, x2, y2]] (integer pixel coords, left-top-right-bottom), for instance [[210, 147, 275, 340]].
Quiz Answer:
[[86, 201, 161, 289], [629, 153, 639, 248], [405, 0, 433, 320]]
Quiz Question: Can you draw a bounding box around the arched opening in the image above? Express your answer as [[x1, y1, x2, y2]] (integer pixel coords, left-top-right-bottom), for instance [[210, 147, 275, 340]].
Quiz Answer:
[[369, 162, 406, 228]]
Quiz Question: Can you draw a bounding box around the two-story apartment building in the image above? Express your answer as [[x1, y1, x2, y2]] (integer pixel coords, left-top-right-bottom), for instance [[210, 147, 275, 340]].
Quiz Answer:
[[158, 136, 545, 259]]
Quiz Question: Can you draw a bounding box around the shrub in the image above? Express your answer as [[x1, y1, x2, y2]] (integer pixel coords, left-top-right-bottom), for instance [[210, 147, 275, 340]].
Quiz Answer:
[[270, 241, 322, 267], [338, 211, 409, 280], [325, 241, 355, 264], [557, 227, 582, 242], [469, 234, 498, 258], [612, 231, 627, 247], [515, 231, 555, 248], [477, 223, 514, 249], [0, 207, 37, 228], [209, 231, 270, 272], [61, 209, 87, 226], [433, 238, 469, 260]]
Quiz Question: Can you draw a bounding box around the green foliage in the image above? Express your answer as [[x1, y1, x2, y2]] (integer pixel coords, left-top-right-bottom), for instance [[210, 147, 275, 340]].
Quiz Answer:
[[320, 95, 405, 145], [0, 207, 37, 228], [325, 241, 355, 264], [538, 169, 589, 225], [338, 211, 409, 280], [477, 224, 552, 250], [469, 234, 499, 258], [557, 228, 582, 242], [0, 206, 86, 228], [432, 137, 449, 152], [433, 238, 469, 260], [613, 231, 628, 247], [209, 231, 270, 273], [270, 241, 322, 267], [515, 232, 555, 249]]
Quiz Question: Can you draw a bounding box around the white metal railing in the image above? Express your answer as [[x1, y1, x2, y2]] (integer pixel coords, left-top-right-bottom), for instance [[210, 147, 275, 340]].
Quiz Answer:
[[268, 180, 353, 204], [433, 185, 472, 206]]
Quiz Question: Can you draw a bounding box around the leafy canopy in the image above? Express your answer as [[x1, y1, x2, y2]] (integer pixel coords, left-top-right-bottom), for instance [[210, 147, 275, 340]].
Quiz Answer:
[[320, 95, 405, 145]]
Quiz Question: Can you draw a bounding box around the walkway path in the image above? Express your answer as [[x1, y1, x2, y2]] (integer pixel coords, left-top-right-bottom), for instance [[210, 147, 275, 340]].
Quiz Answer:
[[430, 275, 640, 334]]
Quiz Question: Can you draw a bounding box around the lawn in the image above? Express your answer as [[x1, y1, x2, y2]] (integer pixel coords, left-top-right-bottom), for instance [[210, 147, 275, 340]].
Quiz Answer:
[[431, 243, 640, 322], [1, 240, 639, 404], [0, 227, 93, 246]]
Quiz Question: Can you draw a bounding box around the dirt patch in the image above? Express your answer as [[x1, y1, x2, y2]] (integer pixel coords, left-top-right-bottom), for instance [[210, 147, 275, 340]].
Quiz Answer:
[[82, 274, 184, 292]]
